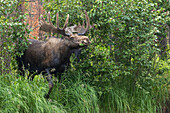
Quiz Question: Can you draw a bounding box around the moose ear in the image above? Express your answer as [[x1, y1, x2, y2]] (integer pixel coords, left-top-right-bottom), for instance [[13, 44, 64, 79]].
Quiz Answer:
[[67, 35, 75, 40]]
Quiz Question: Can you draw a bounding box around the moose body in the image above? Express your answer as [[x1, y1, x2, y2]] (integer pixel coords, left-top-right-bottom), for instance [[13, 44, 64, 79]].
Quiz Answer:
[[20, 37, 89, 75], [25, 38, 71, 72], [17, 11, 91, 98]]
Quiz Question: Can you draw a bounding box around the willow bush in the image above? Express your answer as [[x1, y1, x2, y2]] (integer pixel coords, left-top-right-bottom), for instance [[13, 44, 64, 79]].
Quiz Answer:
[[0, 0, 169, 113], [0, 0, 29, 75]]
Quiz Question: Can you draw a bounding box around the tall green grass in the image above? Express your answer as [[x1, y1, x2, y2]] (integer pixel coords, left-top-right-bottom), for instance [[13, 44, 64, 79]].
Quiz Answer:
[[0, 71, 99, 113], [99, 82, 168, 113], [0, 73, 66, 113], [51, 70, 99, 113], [0, 62, 169, 113]]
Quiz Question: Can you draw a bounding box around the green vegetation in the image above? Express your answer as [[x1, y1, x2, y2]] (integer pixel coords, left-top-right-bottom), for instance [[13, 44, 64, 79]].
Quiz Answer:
[[0, 0, 169, 113]]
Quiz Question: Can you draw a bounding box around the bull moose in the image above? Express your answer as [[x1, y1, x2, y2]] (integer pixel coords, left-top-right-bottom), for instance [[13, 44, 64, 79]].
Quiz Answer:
[[17, 11, 91, 98]]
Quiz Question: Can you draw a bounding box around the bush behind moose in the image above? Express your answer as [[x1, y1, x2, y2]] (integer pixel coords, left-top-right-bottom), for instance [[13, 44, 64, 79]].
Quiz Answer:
[[0, 0, 169, 112]]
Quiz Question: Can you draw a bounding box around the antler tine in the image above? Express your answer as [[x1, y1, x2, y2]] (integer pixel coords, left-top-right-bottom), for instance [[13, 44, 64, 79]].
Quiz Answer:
[[83, 10, 90, 34], [78, 10, 90, 35], [56, 13, 71, 35], [40, 15, 45, 23], [56, 13, 59, 28], [63, 14, 69, 29], [47, 12, 53, 25], [56, 13, 69, 30], [82, 21, 85, 28]]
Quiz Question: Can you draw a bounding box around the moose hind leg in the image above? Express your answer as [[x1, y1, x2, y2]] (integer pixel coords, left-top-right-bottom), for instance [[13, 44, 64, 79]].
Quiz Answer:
[[45, 68, 53, 99]]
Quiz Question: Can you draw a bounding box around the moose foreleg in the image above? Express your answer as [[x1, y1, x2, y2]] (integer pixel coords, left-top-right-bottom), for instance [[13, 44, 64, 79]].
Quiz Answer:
[[45, 68, 53, 99]]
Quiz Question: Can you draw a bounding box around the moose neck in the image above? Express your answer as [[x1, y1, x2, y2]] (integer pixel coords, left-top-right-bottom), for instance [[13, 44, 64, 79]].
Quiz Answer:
[[63, 39, 80, 49]]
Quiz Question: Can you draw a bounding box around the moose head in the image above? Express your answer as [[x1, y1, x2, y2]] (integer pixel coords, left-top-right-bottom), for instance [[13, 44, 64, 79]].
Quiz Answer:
[[39, 11, 91, 47]]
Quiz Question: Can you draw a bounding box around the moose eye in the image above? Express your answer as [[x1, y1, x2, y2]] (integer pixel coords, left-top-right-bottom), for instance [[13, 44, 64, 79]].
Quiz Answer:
[[82, 40, 87, 43]]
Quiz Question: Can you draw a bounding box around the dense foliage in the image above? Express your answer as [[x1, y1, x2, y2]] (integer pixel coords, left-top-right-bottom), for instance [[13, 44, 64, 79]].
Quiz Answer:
[[0, 0, 29, 74], [0, 0, 169, 113]]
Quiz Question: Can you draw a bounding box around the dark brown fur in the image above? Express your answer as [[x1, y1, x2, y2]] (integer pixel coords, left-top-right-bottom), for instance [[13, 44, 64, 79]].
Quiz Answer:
[[17, 35, 91, 98]]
